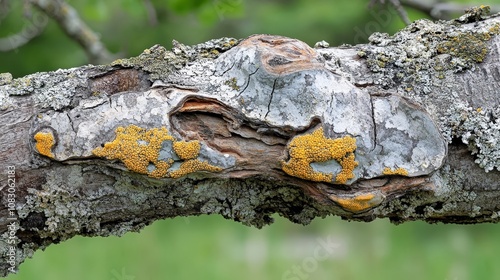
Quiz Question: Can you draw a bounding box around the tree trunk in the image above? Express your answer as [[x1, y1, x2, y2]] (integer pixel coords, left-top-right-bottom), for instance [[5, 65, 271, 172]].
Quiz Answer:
[[1, 11, 500, 277]]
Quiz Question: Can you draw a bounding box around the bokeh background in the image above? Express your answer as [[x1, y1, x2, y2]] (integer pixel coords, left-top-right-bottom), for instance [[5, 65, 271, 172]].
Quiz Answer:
[[2, 0, 500, 279]]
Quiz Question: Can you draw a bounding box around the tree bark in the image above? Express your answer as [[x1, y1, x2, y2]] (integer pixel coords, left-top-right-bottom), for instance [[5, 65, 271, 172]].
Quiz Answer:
[[1, 10, 500, 277]]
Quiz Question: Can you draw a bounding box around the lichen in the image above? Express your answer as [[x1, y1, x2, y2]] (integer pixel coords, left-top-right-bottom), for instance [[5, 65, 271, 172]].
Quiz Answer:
[[170, 159, 223, 179], [224, 77, 240, 91], [110, 37, 239, 81], [281, 127, 358, 184], [34, 132, 55, 158], [92, 125, 222, 178], [173, 140, 200, 160], [382, 167, 409, 176], [489, 23, 500, 35], [436, 32, 489, 63], [329, 192, 384, 213], [456, 5, 490, 23]]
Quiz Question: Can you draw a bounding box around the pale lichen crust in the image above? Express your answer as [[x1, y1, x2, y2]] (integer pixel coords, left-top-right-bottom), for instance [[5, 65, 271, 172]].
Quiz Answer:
[[354, 17, 498, 173], [34, 131, 55, 158], [92, 125, 222, 178], [281, 127, 358, 184]]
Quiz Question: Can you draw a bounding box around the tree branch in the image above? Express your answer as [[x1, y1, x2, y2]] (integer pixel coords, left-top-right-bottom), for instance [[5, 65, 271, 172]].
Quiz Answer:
[[401, 0, 500, 20], [1, 10, 500, 277], [0, 2, 47, 52]]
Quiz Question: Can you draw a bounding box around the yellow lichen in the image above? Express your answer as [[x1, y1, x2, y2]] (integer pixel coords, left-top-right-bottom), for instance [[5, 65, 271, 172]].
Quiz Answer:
[[170, 159, 223, 179], [329, 192, 384, 213], [173, 141, 200, 160], [281, 127, 358, 184], [34, 132, 55, 158], [93, 125, 174, 176], [382, 167, 409, 176], [92, 125, 221, 179]]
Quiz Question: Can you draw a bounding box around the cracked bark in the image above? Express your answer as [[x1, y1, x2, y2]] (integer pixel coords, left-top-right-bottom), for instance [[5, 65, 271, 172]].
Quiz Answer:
[[1, 10, 500, 277]]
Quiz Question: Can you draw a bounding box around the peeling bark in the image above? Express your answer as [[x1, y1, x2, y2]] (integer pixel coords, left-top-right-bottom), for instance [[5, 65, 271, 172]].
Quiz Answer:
[[1, 10, 500, 277]]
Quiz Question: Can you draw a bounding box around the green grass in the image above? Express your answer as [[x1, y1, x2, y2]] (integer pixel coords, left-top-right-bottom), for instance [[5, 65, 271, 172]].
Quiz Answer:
[[6, 215, 500, 280]]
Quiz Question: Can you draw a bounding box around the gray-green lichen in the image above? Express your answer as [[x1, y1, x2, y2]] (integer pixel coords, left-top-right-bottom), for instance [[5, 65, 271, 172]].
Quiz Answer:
[[110, 37, 239, 81], [455, 5, 491, 23], [371, 161, 485, 223], [18, 166, 102, 238], [356, 13, 500, 173], [358, 19, 499, 91], [0, 68, 90, 110], [0, 73, 12, 85], [223, 77, 240, 90], [1, 37, 240, 112]]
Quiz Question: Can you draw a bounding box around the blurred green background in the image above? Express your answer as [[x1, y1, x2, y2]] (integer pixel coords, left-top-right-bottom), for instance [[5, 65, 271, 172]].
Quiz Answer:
[[2, 0, 500, 279]]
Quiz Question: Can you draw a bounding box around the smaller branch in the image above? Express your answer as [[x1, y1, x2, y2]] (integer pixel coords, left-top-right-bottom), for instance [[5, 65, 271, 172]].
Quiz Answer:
[[400, 0, 432, 15], [0, 4, 47, 52], [388, 0, 411, 25], [29, 0, 115, 65], [0, 0, 11, 22]]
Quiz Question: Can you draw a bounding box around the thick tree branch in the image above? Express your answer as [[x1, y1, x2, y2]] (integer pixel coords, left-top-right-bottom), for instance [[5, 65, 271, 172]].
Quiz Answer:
[[1, 10, 500, 277], [29, 0, 115, 64]]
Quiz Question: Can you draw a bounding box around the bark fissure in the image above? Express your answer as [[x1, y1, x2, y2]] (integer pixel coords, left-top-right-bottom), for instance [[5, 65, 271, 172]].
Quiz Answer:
[[237, 67, 259, 97], [368, 95, 378, 153]]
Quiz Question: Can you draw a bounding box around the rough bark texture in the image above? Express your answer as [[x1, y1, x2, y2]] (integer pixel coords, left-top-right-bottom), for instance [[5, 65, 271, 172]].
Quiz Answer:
[[1, 9, 500, 277]]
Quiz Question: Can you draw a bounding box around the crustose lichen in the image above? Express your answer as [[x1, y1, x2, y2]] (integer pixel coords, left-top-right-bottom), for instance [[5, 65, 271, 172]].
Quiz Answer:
[[92, 125, 222, 178], [34, 131, 55, 159], [281, 127, 358, 184]]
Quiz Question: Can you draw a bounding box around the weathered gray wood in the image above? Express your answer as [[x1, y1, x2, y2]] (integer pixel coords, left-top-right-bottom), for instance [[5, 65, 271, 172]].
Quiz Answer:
[[1, 10, 500, 277]]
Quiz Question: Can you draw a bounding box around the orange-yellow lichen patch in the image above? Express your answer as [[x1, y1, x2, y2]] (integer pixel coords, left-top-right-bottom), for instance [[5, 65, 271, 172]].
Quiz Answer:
[[92, 125, 175, 177], [329, 192, 384, 213], [281, 127, 358, 184], [382, 167, 409, 176], [169, 159, 223, 179], [92, 125, 222, 179], [173, 141, 200, 160], [34, 132, 55, 158]]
